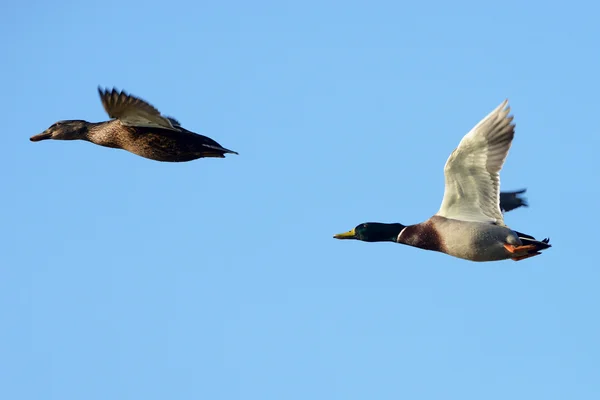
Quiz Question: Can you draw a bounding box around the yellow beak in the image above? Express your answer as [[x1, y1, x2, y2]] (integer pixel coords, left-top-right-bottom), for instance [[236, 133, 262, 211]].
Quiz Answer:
[[333, 228, 356, 240]]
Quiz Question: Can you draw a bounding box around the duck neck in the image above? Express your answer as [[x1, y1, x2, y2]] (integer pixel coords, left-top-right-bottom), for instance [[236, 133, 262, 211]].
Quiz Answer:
[[366, 223, 406, 242], [86, 121, 122, 148]]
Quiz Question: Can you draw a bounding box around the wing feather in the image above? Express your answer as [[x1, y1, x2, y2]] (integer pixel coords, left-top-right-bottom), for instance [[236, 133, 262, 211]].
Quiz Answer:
[[436, 100, 515, 225], [98, 87, 180, 131]]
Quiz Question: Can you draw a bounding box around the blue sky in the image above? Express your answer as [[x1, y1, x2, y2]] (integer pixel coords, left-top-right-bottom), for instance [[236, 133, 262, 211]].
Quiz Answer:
[[2, 0, 599, 399]]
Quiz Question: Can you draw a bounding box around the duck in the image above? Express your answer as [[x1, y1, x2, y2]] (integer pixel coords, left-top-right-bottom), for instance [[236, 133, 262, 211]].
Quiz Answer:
[[30, 87, 238, 162], [500, 189, 528, 212], [333, 100, 551, 262]]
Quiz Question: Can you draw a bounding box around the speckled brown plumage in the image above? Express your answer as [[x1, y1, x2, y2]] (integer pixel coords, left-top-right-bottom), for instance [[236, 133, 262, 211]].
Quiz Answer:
[[30, 87, 238, 162]]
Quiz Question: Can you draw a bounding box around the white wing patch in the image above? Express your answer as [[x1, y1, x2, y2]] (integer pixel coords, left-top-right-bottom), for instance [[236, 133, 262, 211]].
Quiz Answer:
[[436, 100, 515, 225]]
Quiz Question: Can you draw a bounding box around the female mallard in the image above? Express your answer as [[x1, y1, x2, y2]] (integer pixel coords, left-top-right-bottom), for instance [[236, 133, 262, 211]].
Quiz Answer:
[[333, 100, 551, 262], [30, 87, 238, 162]]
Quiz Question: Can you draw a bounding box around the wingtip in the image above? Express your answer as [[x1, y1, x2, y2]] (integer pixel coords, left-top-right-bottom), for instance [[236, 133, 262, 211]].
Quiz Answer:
[[490, 99, 510, 115], [97, 86, 115, 98], [98, 86, 127, 97], [497, 98, 510, 112]]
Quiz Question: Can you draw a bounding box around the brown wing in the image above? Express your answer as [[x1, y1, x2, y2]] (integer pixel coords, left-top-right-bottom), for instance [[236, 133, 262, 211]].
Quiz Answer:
[[98, 87, 179, 131]]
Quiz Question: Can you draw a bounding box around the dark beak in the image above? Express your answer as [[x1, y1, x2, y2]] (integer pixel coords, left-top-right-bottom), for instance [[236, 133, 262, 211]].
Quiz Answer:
[[30, 131, 52, 142]]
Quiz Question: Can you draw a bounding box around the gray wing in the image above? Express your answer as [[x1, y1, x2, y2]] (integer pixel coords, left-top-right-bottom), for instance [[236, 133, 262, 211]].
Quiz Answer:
[[436, 100, 515, 225], [98, 87, 179, 131], [500, 189, 528, 212]]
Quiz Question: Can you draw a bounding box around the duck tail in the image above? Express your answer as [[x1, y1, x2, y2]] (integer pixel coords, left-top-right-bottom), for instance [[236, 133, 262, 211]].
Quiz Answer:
[[504, 230, 552, 261], [510, 233, 551, 261], [514, 230, 551, 249], [201, 144, 239, 157], [519, 236, 552, 251]]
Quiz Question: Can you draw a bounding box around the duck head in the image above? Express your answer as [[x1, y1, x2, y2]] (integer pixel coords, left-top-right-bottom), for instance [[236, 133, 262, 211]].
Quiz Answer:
[[30, 120, 89, 142], [333, 222, 405, 243]]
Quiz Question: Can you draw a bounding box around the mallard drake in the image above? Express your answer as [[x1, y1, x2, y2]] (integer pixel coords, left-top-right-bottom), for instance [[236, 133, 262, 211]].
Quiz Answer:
[[500, 189, 528, 212], [30, 87, 238, 162], [333, 100, 551, 262]]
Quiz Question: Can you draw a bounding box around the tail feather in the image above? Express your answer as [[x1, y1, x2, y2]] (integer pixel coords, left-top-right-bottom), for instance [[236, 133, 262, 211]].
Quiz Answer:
[[509, 234, 551, 261], [519, 236, 552, 251], [202, 143, 239, 156], [514, 230, 535, 240]]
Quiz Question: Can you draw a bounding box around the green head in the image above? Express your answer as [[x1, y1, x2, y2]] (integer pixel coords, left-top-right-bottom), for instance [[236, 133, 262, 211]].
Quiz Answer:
[[30, 120, 90, 142], [333, 222, 406, 243]]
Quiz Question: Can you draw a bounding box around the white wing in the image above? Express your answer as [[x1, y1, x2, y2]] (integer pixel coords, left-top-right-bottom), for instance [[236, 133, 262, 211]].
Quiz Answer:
[[436, 100, 515, 225]]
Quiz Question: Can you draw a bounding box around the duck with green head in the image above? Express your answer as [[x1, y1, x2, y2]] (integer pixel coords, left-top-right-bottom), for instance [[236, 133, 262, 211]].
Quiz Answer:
[[333, 100, 551, 262]]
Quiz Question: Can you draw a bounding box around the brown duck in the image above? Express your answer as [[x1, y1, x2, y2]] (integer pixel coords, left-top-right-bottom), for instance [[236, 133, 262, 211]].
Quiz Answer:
[[30, 87, 238, 162]]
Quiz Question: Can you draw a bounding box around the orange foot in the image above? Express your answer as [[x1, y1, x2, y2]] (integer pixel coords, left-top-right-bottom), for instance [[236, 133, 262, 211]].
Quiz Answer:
[[504, 244, 538, 254], [511, 253, 541, 262]]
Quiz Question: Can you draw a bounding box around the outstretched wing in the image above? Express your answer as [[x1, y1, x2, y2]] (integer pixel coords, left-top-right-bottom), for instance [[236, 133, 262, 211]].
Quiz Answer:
[[436, 100, 515, 225], [98, 87, 180, 131]]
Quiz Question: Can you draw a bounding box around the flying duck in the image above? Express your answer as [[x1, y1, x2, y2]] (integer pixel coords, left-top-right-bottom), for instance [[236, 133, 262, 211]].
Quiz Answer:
[[333, 100, 551, 262], [30, 87, 238, 162]]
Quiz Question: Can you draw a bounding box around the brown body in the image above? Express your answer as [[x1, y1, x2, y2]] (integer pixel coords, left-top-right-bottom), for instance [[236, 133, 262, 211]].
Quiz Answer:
[[30, 87, 237, 162], [82, 120, 235, 162]]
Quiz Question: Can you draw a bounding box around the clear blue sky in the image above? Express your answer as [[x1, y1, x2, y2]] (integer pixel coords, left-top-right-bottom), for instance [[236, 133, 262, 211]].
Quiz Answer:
[[2, 1, 599, 399]]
